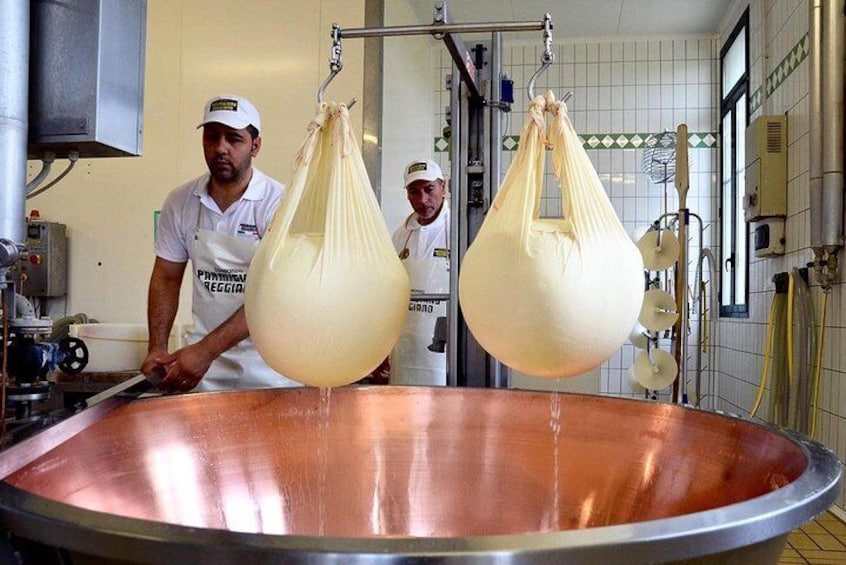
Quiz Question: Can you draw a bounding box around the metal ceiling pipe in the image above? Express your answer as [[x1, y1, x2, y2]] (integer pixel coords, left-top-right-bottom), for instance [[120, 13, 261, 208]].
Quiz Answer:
[[0, 0, 29, 252], [808, 0, 823, 255], [821, 0, 844, 254]]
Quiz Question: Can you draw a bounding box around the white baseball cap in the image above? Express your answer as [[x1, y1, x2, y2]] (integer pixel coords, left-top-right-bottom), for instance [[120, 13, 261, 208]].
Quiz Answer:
[[404, 159, 444, 188], [197, 94, 261, 133]]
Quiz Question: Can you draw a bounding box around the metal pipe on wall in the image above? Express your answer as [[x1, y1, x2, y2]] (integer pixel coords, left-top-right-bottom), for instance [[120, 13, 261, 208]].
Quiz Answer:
[[821, 0, 844, 255], [808, 0, 824, 255], [447, 72, 461, 387], [361, 0, 384, 201], [490, 32, 503, 200], [0, 0, 29, 250], [488, 32, 505, 388]]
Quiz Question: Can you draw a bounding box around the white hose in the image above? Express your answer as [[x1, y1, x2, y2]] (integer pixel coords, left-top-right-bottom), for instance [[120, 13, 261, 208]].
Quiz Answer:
[[27, 151, 79, 199]]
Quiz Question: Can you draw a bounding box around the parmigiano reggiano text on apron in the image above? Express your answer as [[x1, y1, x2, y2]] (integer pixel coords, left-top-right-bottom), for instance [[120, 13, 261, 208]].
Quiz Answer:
[[391, 210, 450, 386], [187, 204, 293, 391]]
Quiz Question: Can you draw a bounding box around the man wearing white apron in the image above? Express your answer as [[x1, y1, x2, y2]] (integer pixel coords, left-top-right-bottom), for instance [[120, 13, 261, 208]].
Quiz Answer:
[[142, 94, 298, 392], [388, 159, 450, 386]]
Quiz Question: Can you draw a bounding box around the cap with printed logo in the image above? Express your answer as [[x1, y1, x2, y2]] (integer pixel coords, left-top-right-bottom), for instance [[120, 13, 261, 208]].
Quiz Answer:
[[198, 94, 261, 133], [404, 159, 444, 188]]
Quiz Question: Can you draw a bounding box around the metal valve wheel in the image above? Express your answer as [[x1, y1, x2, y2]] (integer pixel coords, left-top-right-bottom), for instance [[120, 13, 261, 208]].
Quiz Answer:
[[58, 337, 88, 375]]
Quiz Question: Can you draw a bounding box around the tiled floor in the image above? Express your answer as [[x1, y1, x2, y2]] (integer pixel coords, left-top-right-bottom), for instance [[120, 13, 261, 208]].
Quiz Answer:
[[779, 510, 846, 564]]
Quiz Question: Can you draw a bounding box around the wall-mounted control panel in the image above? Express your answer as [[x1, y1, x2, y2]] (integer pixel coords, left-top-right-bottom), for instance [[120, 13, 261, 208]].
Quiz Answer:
[[744, 115, 787, 221], [19, 220, 68, 297]]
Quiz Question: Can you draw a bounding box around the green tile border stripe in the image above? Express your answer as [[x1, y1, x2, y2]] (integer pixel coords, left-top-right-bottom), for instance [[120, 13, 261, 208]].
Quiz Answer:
[[579, 132, 718, 150], [751, 33, 809, 113], [750, 88, 763, 113], [439, 34, 810, 151], [435, 133, 717, 152]]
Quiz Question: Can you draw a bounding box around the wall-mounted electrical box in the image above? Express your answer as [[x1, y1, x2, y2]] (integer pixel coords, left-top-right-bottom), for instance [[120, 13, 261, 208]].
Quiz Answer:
[[754, 217, 786, 257], [28, 0, 147, 159], [19, 220, 68, 298], [744, 115, 787, 221]]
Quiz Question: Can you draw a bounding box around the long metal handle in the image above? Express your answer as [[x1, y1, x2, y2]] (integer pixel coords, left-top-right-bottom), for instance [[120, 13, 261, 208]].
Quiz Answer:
[[673, 125, 690, 404], [674, 124, 689, 207], [78, 374, 158, 409]]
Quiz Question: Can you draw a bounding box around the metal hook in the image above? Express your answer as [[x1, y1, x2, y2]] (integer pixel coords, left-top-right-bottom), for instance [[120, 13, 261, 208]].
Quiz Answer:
[[527, 59, 551, 100], [527, 13, 554, 100], [317, 67, 342, 104], [317, 24, 344, 104], [316, 23, 357, 109]]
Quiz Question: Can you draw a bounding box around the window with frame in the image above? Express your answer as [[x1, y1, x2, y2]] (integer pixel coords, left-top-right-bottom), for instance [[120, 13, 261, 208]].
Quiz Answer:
[[719, 9, 749, 317]]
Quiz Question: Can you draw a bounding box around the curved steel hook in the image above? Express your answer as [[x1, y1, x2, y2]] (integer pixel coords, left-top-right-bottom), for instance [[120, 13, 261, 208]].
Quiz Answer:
[[317, 65, 342, 104], [317, 68, 357, 109], [316, 23, 357, 109], [527, 57, 552, 100], [527, 13, 554, 100], [318, 23, 344, 104]]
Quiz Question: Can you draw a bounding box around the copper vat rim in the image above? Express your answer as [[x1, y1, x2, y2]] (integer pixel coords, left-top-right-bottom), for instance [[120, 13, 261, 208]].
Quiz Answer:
[[0, 387, 840, 564]]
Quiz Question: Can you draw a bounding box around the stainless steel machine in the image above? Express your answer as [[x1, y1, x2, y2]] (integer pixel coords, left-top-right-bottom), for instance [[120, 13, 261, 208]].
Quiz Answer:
[[0, 0, 144, 443]]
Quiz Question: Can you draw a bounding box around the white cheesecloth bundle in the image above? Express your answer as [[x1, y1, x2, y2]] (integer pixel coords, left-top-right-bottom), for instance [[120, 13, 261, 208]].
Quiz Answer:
[[458, 92, 644, 378], [245, 102, 410, 387]]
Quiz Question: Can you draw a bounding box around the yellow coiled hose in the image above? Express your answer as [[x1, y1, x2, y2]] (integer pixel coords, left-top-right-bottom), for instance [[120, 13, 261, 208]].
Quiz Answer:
[[810, 291, 828, 439], [750, 295, 777, 419]]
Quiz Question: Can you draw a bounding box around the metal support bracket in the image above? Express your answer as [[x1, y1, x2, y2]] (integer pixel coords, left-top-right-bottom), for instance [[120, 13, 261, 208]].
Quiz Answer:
[[332, 2, 553, 104]]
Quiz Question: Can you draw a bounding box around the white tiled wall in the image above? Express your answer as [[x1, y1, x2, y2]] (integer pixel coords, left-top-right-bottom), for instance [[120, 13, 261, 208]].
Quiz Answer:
[[383, 0, 846, 516], [717, 0, 846, 511]]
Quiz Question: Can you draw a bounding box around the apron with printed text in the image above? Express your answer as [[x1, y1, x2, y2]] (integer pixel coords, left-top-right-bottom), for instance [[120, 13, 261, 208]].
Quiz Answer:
[[390, 246, 449, 386], [186, 208, 294, 391]]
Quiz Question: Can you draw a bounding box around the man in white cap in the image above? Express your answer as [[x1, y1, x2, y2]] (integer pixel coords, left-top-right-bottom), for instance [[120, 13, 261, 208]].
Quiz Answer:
[[378, 158, 450, 386], [142, 94, 298, 392]]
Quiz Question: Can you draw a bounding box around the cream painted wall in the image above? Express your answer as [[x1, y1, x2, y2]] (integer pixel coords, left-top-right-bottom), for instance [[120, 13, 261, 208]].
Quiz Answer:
[[381, 1, 439, 234], [26, 0, 364, 325]]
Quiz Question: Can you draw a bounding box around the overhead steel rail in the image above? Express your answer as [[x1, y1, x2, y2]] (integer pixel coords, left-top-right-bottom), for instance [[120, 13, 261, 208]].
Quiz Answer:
[[317, 5, 554, 103]]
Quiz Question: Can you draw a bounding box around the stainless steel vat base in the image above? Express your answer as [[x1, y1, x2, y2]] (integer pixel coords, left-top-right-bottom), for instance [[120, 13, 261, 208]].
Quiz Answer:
[[0, 387, 839, 564]]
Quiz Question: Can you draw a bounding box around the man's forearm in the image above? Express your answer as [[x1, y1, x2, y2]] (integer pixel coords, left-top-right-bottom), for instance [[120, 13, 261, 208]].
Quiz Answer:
[[147, 266, 182, 351], [198, 306, 250, 358]]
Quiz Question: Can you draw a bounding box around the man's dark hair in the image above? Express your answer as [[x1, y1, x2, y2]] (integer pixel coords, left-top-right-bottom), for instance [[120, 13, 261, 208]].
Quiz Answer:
[[247, 125, 259, 140]]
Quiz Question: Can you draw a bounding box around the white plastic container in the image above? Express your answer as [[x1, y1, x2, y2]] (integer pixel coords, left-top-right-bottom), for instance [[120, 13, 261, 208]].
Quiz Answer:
[[68, 323, 189, 373]]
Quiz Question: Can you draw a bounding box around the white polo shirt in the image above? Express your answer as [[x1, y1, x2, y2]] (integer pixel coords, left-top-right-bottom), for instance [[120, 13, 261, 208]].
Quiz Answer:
[[391, 203, 450, 260], [155, 168, 284, 263]]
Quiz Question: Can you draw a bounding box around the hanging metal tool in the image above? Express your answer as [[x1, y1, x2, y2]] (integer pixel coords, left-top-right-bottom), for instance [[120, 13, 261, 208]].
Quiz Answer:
[[672, 123, 690, 404]]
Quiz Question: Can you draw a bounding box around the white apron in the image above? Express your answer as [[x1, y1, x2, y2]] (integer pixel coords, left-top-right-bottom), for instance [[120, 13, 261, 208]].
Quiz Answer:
[[186, 208, 295, 391], [390, 237, 449, 386]]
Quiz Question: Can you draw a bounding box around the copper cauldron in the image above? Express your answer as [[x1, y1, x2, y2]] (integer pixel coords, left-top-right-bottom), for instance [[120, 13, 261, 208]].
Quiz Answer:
[[0, 386, 839, 564]]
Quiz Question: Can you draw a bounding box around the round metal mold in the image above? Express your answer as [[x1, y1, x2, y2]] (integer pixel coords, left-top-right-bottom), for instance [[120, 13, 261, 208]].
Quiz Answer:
[[0, 386, 839, 564]]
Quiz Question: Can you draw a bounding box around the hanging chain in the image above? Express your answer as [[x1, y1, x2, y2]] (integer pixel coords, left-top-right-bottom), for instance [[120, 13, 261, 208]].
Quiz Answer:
[[329, 23, 343, 73], [541, 13, 553, 64]]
